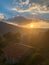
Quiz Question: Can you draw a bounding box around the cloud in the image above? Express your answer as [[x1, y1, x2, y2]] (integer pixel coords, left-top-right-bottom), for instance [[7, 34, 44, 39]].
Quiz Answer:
[[20, 0, 29, 5], [34, 21, 49, 28], [0, 14, 5, 19], [11, 2, 49, 14], [12, 7, 33, 12], [13, 0, 29, 5]]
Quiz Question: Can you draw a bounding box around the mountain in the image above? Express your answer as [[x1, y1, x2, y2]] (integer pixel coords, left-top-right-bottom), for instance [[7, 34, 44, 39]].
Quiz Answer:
[[23, 13, 49, 21], [7, 16, 49, 24], [0, 21, 19, 35], [7, 16, 32, 25], [0, 21, 48, 35]]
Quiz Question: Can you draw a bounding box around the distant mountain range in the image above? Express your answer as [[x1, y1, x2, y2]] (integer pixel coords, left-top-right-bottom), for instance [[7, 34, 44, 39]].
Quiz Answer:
[[6, 16, 32, 25], [0, 21, 48, 35], [22, 13, 49, 21], [6, 16, 49, 24], [0, 16, 49, 35]]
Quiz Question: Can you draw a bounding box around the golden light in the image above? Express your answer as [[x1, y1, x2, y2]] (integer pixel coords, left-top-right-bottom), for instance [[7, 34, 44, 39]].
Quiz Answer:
[[29, 23, 34, 28]]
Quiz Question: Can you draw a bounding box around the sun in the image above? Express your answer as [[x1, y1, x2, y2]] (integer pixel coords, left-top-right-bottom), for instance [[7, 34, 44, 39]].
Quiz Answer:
[[21, 23, 34, 28], [29, 23, 34, 28]]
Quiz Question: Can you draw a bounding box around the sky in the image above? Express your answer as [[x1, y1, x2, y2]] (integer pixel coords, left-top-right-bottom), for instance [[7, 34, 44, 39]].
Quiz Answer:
[[0, 0, 49, 20]]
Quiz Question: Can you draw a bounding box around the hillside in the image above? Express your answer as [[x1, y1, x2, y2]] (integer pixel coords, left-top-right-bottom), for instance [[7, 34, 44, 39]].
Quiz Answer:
[[0, 21, 49, 65], [0, 21, 49, 35], [0, 22, 20, 35]]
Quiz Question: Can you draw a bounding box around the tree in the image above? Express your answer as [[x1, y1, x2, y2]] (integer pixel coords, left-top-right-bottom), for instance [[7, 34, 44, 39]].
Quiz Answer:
[[17, 53, 45, 65]]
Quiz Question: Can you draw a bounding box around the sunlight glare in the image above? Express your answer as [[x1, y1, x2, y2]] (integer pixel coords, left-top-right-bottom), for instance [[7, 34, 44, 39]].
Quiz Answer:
[[29, 23, 34, 28]]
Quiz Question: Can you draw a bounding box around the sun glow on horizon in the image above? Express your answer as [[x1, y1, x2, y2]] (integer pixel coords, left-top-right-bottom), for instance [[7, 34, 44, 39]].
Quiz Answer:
[[29, 23, 34, 28], [4, 21, 49, 29]]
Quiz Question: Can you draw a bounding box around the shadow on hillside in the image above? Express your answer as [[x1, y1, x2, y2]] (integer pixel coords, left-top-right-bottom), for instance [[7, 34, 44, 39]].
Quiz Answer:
[[0, 29, 49, 65]]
